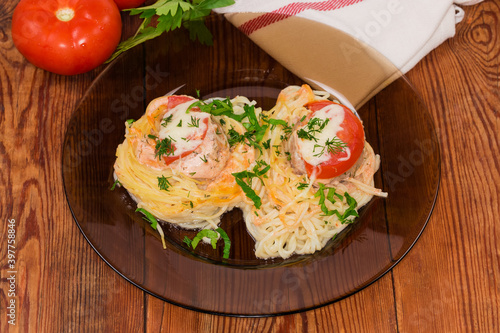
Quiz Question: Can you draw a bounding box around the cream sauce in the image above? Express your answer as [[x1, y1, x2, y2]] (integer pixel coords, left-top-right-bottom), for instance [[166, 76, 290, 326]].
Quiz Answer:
[[157, 100, 210, 156], [296, 104, 351, 166]]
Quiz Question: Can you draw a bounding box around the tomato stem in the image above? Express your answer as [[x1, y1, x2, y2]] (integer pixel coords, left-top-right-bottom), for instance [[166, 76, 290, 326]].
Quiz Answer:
[[56, 8, 74, 22]]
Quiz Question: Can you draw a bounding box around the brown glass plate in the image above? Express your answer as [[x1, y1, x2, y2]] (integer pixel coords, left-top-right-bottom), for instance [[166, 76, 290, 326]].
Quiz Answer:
[[62, 16, 440, 316]]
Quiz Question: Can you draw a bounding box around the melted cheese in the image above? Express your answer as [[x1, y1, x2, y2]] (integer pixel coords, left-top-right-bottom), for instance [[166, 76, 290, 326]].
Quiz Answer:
[[158, 100, 210, 156], [297, 103, 351, 166]]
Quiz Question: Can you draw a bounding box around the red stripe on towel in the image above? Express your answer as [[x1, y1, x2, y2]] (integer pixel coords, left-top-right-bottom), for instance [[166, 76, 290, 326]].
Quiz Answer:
[[239, 0, 363, 35]]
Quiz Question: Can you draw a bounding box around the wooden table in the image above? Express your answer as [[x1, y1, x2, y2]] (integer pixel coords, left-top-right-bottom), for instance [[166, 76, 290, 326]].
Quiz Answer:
[[1, 1, 499, 331]]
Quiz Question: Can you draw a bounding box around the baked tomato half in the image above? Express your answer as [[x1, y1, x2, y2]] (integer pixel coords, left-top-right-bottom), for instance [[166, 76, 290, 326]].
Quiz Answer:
[[113, 0, 145, 10], [11, 0, 122, 75], [295, 101, 365, 179], [145, 95, 210, 166]]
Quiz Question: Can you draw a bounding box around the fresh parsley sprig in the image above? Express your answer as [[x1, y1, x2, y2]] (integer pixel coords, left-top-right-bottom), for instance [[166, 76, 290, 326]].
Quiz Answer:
[[107, 0, 236, 63]]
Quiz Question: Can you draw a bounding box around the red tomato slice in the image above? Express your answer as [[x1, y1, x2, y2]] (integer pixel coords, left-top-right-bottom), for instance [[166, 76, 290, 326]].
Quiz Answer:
[[166, 95, 198, 110], [301, 101, 365, 179], [159, 96, 208, 165], [162, 150, 193, 165]]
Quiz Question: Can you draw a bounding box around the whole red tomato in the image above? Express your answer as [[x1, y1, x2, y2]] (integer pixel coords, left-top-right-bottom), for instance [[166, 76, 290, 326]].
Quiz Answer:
[[113, 0, 145, 10], [11, 0, 122, 75]]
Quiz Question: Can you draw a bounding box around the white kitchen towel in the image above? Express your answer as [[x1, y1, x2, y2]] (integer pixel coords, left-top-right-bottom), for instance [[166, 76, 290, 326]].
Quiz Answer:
[[215, 0, 482, 107]]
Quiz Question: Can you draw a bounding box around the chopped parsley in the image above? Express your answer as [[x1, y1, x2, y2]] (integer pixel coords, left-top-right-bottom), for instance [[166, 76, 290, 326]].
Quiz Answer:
[[297, 182, 309, 190], [314, 184, 359, 224], [342, 193, 359, 222], [190, 99, 268, 150], [183, 227, 231, 259], [135, 208, 166, 249], [262, 139, 271, 150], [232, 161, 270, 209], [135, 208, 158, 230], [110, 178, 121, 190], [273, 145, 281, 156], [188, 98, 236, 118], [265, 118, 289, 129], [264, 118, 292, 140], [126, 119, 135, 126], [227, 127, 245, 146]]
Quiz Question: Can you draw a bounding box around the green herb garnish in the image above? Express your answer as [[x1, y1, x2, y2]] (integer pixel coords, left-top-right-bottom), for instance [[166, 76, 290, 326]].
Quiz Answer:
[[297, 117, 329, 142], [227, 128, 245, 146], [262, 139, 271, 150], [110, 178, 122, 190], [187, 115, 200, 128], [157, 175, 172, 191], [215, 227, 231, 259], [107, 0, 236, 62], [234, 177, 262, 209], [313, 136, 348, 157], [297, 182, 309, 190], [191, 99, 268, 150], [314, 185, 359, 223], [161, 114, 174, 127], [136, 208, 167, 249], [135, 207, 158, 230], [183, 227, 231, 259], [232, 161, 270, 208], [264, 118, 292, 140], [341, 192, 359, 222], [189, 98, 237, 118], [153, 137, 175, 160]]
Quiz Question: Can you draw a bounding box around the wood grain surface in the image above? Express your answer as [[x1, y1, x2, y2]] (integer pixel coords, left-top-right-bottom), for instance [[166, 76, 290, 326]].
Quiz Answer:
[[1, 1, 499, 332]]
